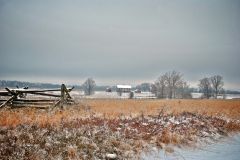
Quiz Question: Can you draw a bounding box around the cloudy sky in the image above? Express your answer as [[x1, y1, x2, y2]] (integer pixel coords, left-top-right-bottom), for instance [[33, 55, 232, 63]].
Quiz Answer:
[[0, 0, 240, 90]]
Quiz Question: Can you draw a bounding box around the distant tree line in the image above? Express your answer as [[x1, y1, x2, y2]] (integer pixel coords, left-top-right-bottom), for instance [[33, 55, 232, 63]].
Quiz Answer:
[[188, 88, 240, 94], [0, 80, 63, 89], [1, 78, 240, 97], [0, 80, 128, 91], [140, 71, 240, 99], [225, 90, 240, 94], [134, 84, 240, 95], [0, 80, 114, 91], [136, 83, 150, 92]]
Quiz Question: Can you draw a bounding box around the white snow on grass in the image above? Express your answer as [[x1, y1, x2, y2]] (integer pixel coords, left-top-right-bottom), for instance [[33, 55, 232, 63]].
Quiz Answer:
[[70, 90, 240, 99], [106, 153, 117, 159], [71, 90, 156, 99], [145, 133, 240, 160]]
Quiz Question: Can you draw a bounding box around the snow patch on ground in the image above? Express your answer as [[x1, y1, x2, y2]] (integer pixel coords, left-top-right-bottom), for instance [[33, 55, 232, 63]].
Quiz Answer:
[[106, 153, 117, 159], [146, 133, 240, 160], [70, 91, 240, 99]]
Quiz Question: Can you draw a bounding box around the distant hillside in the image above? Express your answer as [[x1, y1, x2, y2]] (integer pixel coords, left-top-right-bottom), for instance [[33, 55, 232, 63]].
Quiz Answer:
[[0, 80, 80, 89], [0, 80, 113, 91], [1, 80, 239, 94]]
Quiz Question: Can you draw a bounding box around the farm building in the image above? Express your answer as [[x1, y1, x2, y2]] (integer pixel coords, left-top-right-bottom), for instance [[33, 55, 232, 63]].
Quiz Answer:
[[135, 89, 141, 93], [106, 87, 112, 92], [116, 85, 131, 92]]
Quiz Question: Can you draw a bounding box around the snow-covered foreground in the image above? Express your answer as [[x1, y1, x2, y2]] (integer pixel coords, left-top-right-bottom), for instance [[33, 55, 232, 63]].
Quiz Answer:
[[147, 133, 240, 160], [70, 91, 240, 100], [1, 109, 240, 159], [1, 96, 240, 159]]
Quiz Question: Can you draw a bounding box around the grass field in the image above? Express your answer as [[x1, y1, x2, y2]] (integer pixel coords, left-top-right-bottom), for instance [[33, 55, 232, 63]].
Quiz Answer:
[[86, 99, 240, 119], [0, 99, 240, 159]]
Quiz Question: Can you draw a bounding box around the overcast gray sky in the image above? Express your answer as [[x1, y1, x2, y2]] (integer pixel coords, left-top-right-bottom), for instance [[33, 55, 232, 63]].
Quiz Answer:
[[0, 0, 240, 90]]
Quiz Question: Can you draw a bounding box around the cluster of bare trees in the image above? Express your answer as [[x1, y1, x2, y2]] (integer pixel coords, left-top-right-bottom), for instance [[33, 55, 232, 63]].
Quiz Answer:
[[198, 75, 224, 99], [152, 70, 192, 99], [81, 74, 225, 99], [136, 83, 150, 92]]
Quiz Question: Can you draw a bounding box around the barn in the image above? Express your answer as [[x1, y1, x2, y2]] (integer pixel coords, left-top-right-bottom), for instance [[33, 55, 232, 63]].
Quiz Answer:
[[135, 89, 141, 93], [106, 87, 112, 92], [116, 85, 131, 92]]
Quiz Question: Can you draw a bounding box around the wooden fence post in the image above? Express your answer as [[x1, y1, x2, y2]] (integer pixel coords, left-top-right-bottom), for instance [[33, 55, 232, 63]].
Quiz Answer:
[[60, 84, 64, 110]]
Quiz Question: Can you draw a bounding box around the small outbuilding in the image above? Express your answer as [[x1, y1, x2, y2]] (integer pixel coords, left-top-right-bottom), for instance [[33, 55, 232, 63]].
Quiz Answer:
[[106, 87, 112, 92], [116, 85, 131, 92], [135, 89, 141, 93]]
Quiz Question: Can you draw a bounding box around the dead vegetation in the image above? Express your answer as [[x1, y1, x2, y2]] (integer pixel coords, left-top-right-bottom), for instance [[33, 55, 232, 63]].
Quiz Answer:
[[0, 99, 240, 159]]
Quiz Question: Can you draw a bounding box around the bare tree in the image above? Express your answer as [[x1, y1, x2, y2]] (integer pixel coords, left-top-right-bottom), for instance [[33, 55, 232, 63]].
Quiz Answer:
[[176, 80, 192, 99], [82, 78, 96, 95], [136, 84, 142, 90], [154, 75, 166, 99], [150, 83, 158, 96], [198, 77, 212, 99], [141, 83, 150, 92], [163, 70, 183, 99], [210, 75, 224, 99], [136, 83, 150, 92], [154, 70, 191, 99]]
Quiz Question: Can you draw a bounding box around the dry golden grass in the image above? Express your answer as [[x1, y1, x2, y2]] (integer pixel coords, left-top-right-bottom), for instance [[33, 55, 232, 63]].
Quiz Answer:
[[0, 108, 74, 127], [1, 99, 240, 159], [0, 99, 240, 127], [87, 99, 240, 119]]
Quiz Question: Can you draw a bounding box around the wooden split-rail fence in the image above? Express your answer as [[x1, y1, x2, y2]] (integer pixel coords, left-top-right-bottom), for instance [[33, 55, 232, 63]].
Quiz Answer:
[[0, 84, 74, 110]]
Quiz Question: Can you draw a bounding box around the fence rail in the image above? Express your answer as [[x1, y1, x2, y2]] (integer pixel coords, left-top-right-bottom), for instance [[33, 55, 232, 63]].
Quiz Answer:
[[0, 84, 74, 110]]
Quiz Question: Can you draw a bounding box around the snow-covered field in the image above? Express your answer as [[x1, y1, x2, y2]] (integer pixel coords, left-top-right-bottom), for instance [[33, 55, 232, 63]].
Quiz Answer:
[[71, 90, 240, 100], [1, 88, 239, 100], [192, 93, 240, 99], [225, 94, 240, 99], [147, 133, 240, 160], [71, 90, 156, 99]]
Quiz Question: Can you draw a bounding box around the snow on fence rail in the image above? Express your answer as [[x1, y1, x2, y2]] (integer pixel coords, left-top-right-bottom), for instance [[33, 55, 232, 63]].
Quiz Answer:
[[0, 84, 74, 110]]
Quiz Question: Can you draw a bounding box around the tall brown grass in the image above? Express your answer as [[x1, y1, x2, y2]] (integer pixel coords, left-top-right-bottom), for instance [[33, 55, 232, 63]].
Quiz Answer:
[[87, 99, 240, 119], [0, 99, 240, 127], [1, 99, 240, 159]]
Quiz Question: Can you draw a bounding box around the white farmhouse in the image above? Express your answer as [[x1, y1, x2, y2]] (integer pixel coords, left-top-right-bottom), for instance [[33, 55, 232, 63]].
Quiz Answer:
[[116, 85, 131, 92]]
